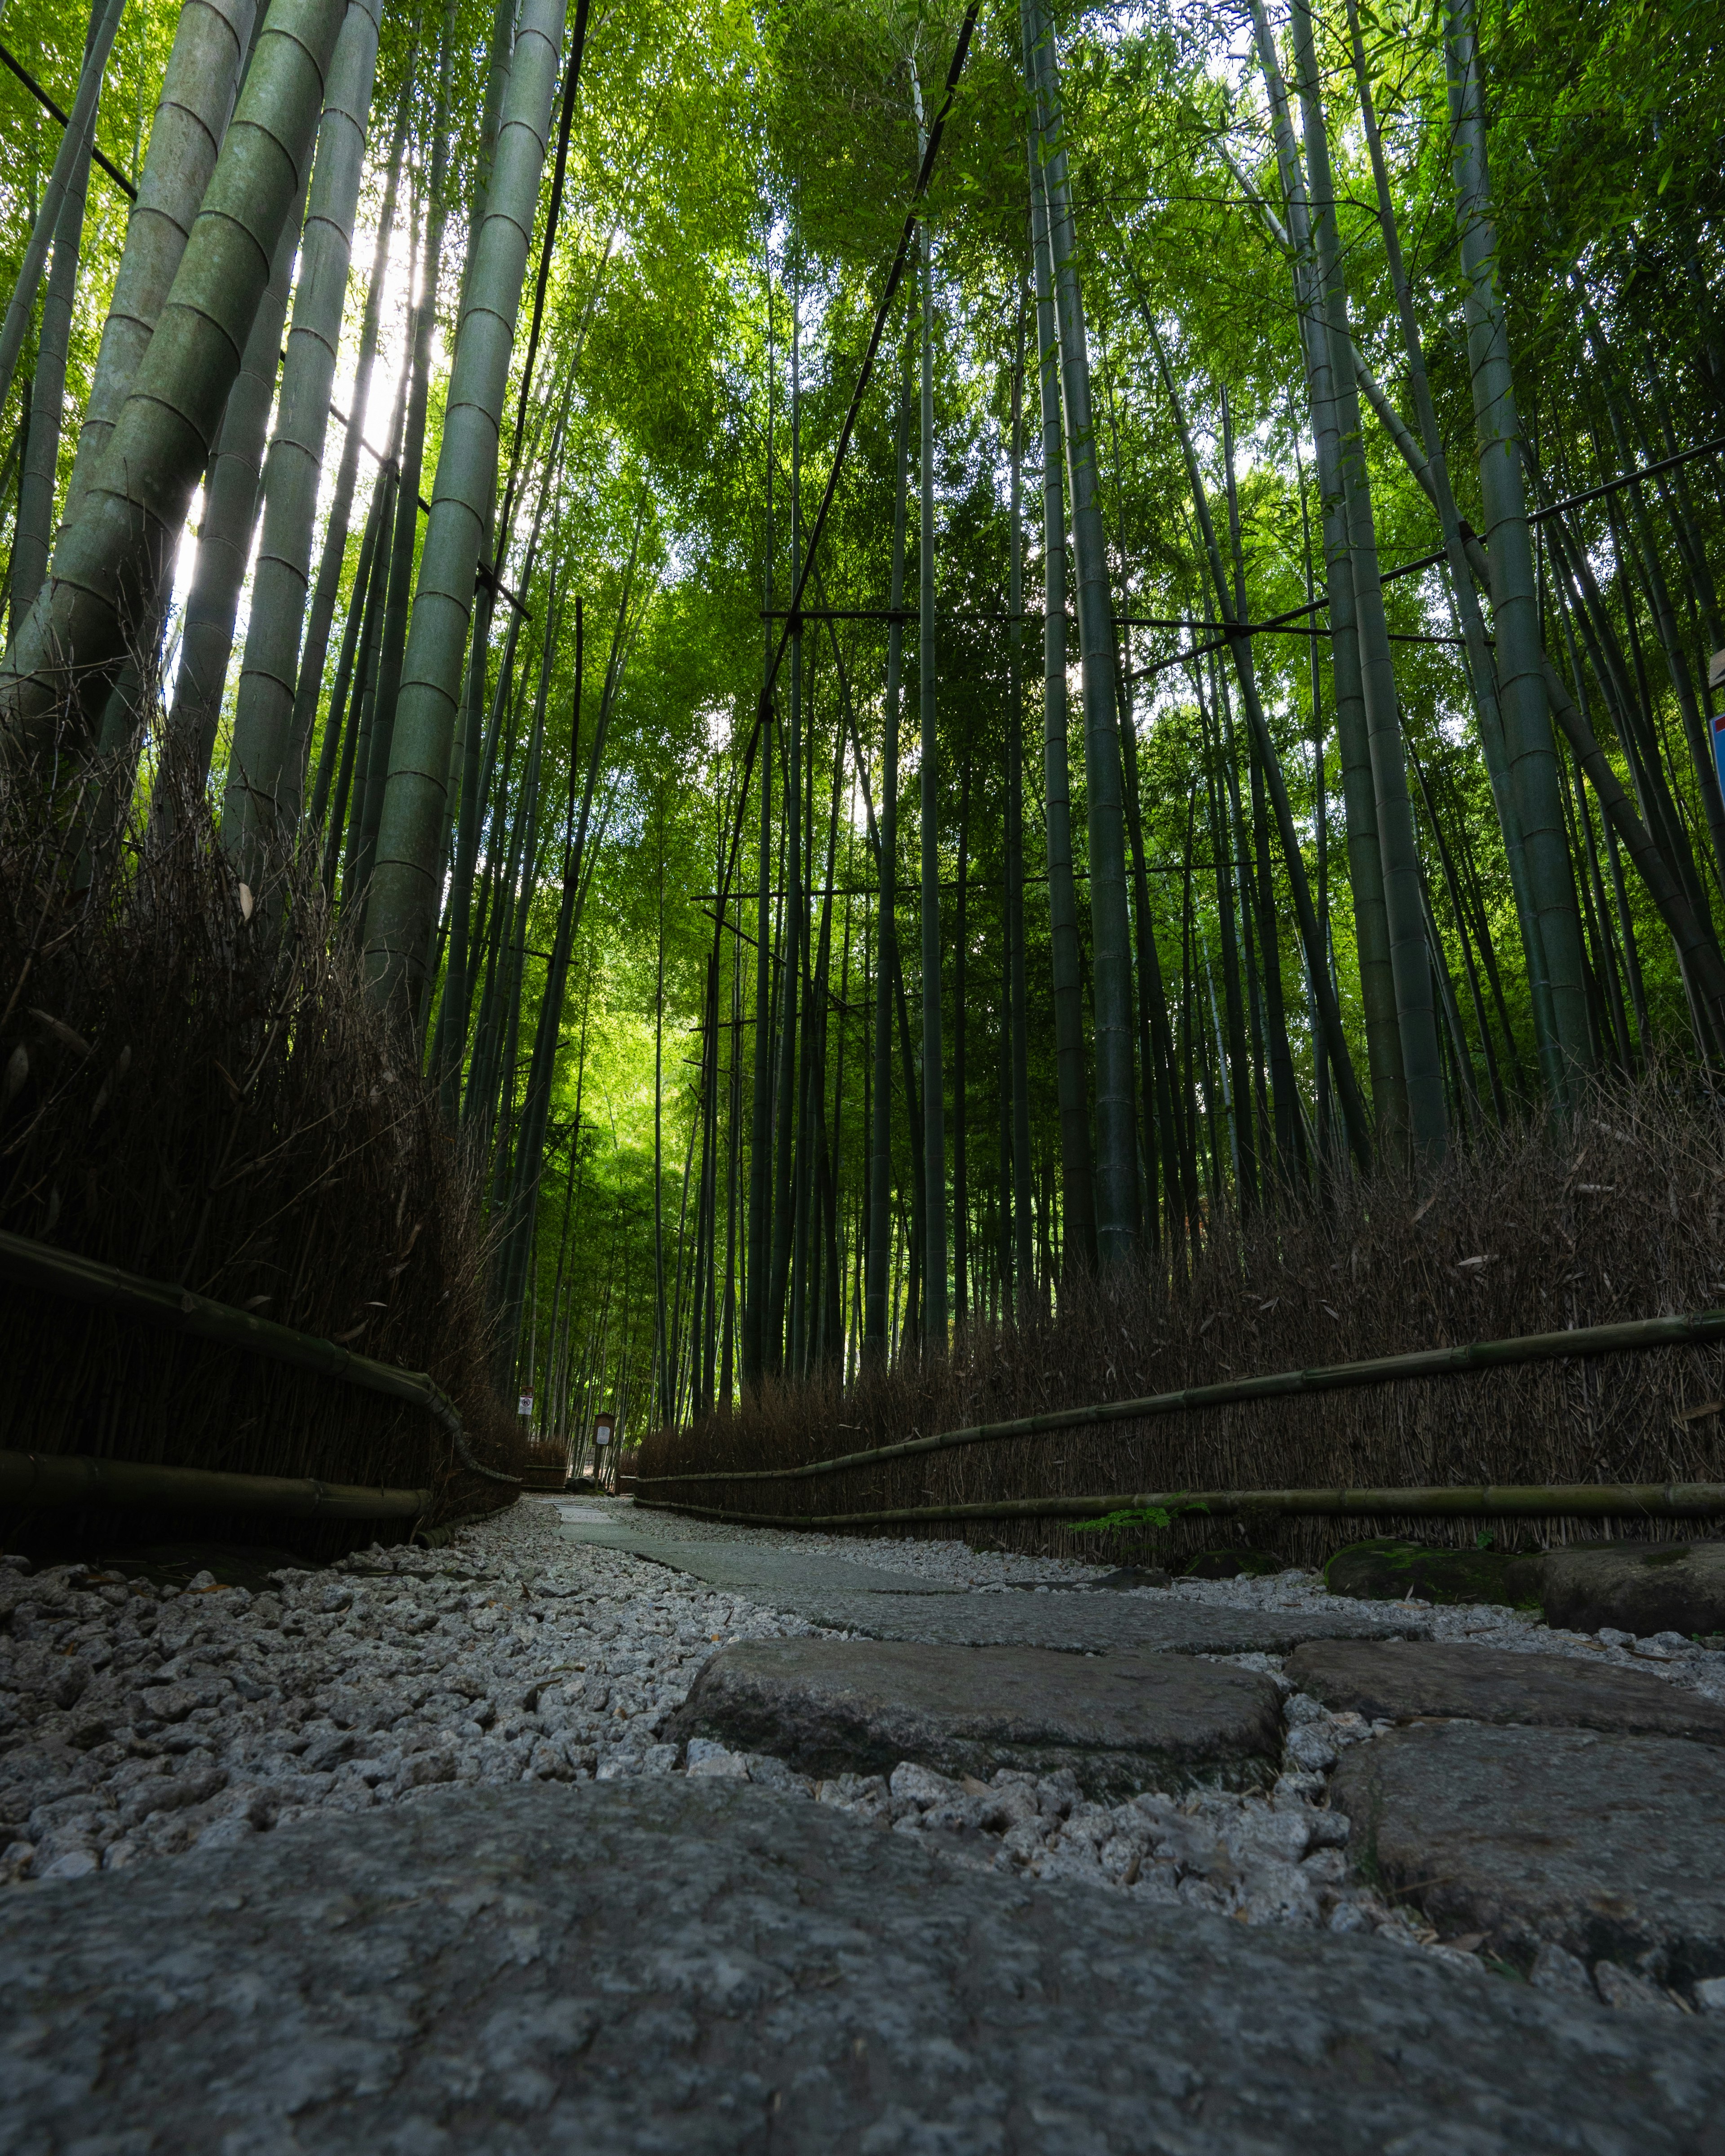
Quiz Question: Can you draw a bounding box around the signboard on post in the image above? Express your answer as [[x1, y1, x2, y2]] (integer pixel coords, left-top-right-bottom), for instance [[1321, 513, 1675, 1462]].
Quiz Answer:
[[593, 1414, 614, 1448], [518, 1393, 534, 1418]]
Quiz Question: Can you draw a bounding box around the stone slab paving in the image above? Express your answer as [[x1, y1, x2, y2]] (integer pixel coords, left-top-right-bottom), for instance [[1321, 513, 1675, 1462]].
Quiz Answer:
[[559, 1520, 1435, 1653], [556, 1521, 971, 1596], [668, 1638, 1287, 1794], [799, 1587, 1432, 1655], [1285, 1638, 1725, 1745], [1329, 1722, 1725, 1989], [6, 1779, 1725, 2155]]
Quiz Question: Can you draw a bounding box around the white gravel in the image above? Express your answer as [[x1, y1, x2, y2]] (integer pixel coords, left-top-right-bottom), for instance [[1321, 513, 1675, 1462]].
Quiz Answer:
[[5, 1492, 1723, 2002]]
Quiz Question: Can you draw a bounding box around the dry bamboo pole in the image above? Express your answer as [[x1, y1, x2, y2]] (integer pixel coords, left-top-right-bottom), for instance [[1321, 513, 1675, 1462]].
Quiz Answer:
[[629, 1483, 1725, 1530], [0, 1448, 432, 1519], [625, 1301, 1725, 1486], [0, 1225, 517, 1481]]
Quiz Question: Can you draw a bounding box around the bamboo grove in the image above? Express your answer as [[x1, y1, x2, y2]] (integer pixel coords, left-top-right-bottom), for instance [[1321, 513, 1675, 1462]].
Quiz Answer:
[[0, 0, 1719, 1460]]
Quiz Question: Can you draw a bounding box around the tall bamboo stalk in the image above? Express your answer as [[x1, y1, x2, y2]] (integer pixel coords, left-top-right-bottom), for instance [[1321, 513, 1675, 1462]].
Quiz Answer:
[[864, 325, 912, 1363], [1288, 0, 1444, 1165], [223, 0, 384, 871], [363, 0, 573, 1014], [1444, 0, 1591, 1090], [907, 57, 947, 1349], [1024, 0, 1138, 1263], [1026, 122, 1095, 1274]]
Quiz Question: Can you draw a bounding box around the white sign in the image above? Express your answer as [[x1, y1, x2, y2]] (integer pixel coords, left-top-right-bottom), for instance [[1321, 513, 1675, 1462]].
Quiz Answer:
[[518, 1393, 533, 1416], [595, 1431, 610, 1446]]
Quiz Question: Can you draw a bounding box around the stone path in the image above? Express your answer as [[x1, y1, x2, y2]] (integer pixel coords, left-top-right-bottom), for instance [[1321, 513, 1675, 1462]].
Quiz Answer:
[[6, 1779, 1725, 2155], [7, 1493, 1725, 2143], [560, 1509, 1437, 1653]]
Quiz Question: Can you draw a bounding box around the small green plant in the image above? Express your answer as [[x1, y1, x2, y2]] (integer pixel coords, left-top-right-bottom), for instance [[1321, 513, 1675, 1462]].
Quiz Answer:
[[1474, 1530, 1496, 1551], [1071, 1498, 1209, 1536]]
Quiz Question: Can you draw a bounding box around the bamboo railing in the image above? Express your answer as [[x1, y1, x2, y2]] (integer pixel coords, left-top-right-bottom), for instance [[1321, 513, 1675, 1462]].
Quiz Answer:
[[0, 1226, 519, 1489]]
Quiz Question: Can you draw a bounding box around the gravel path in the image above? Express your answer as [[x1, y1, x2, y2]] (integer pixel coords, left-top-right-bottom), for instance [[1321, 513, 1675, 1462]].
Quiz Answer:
[[5, 1495, 1724, 2003]]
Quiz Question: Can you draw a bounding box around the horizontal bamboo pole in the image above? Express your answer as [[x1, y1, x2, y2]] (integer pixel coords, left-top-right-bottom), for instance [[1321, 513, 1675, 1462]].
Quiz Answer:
[[0, 1227, 518, 1484], [0, 1446, 430, 1520], [624, 1305, 1725, 1489], [631, 1484, 1725, 1532]]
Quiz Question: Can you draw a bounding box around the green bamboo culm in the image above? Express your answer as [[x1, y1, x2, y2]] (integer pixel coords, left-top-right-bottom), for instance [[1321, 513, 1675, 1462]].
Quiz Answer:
[[864, 326, 913, 1365], [60, 0, 260, 539], [1444, 0, 1592, 1096], [1341, 0, 1562, 1101], [0, 0, 127, 428], [910, 58, 947, 1348], [1287, 0, 1446, 1166], [363, 0, 574, 1017], [1026, 117, 1096, 1274], [0, 0, 349, 759], [222, 0, 384, 877], [11, 0, 99, 618], [351, 0, 459, 908], [1024, 0, 1139, 1264], [283, 70, 413, 840], [1247, 0, 1404, 1156], [160, 148, 310, 795]]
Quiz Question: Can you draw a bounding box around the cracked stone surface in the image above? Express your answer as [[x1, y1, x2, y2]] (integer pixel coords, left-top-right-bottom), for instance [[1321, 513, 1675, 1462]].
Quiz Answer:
[[1285, 1638, 1725, 1745], [6, 1778, 1725, 2155], [667, 1637, 1287, 1794], [1329, 1722, 1725, 1990]]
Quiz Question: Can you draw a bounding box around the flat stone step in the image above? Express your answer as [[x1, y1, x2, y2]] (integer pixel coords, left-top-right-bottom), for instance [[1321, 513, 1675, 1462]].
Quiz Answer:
[[1285, 1638, 1725, 1746], [1330, 1723, 1725, 1991], [667, 1637, 1286, 1794], [7, 1780, 1724, 2153]]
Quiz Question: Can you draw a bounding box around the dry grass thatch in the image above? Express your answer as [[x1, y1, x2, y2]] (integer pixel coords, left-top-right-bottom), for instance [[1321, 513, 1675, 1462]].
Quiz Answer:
[[635, 1069, 1725, 1567], [0, 743, 521, 1560]]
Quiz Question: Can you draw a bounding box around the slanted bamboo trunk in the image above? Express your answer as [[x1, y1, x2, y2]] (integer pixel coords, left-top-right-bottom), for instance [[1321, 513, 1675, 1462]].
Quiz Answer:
[[163, 148, 311, 797], [2, 0, 348, 758], [0, 0, 127, 425], [63, 0, 259, 537], [11, 3, 98, 619]]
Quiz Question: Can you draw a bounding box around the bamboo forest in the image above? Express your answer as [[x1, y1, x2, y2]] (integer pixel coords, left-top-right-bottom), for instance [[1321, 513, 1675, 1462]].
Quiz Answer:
[[0, 0, 1721, 1503]]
